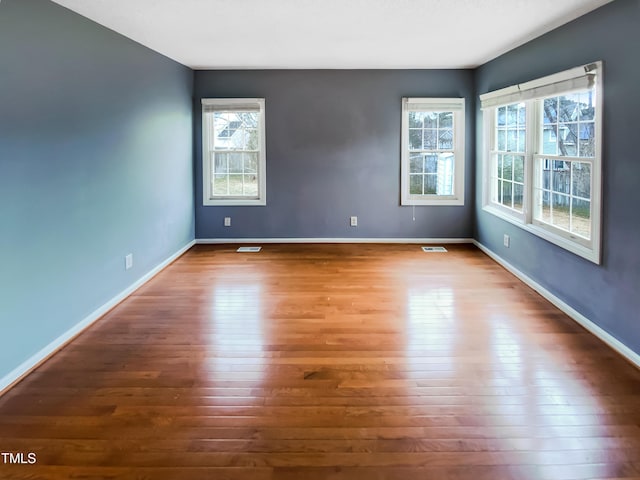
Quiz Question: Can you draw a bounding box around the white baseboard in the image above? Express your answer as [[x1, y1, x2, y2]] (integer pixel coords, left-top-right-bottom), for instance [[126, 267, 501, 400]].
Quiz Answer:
[[473, 240, 640, 369], [196, 237, 474, 244], [0, 240, 196, 396]]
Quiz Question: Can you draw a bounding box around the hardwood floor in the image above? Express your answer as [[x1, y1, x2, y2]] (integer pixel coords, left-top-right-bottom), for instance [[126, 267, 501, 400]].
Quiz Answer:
[[1, 243, 640, 480]]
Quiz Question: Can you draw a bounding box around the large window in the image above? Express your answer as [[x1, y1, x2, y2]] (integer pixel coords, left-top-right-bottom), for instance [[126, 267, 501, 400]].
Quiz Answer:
[[401, 98, 465, 206], [481, 62, 602, 263], [202, 98, 266, 206]]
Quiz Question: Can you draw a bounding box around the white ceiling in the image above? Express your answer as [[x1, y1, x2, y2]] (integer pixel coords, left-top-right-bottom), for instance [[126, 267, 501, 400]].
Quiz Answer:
[[51, 0, 614, 69]]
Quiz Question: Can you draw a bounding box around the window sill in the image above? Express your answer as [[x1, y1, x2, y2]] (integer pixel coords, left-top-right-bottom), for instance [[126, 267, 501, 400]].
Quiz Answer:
[[482, 204, 600, 265], [402, 196, 464, 206], [203, 198, 266, 207]]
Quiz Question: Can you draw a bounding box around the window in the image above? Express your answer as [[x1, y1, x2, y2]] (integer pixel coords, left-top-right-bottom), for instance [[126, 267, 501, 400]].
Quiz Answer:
[[481, 62, 602, 263], [202, 98, 266, 206], [401, 98, 465, 205]]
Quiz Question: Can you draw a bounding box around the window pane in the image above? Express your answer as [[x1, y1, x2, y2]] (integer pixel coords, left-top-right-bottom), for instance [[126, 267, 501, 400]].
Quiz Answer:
[[507, 129, 517, 151], [552, 160, 568, 174], [229, 128, 246, 149], [502, 180, 512, 207], [245, 128, 259, 150], [425, 154, 438, 173], [513, 156, 524, 183], [572, 162, 591, 199], [409, 129, 422, 150], [497, 129, 507, 152], [243, 174, 258, 197], [213, 174, 228, 195], [503, 155, 513, 181], [437, 153, 454, 195], [410, 174, 423, 195], [425, 174, 437, 195], [228, 174, 243, 195], [543, 98, 557, 124], [439, 112, 453, 128], [424, 112, 438, 128], [578, 123, 595, 157], [497, 180, 503, 203], [559, 94, 580, 123], [240, 112, 258, 129], [507, 104, 518, 126], [244, 152, 258, 173], [497, 129, 506, 151], [579, 91, 595, 121], [517, 128, 526, 152], [424, 129, 437, 149], [214, 152, 228, 173], [518, 104, 526, 125], [228, 153, 243, 173], [408, 112, 422, 128], [438, 129, 453, 149], [409, 154, 423, 174], [561, 123, 578, 156], [552, 193, 571, 231], [513, 183, 524, 211], [539, 190, 551, 224], [571, 198, 591, 239], [542, 126, 558, 155], [497, 107, 506, 127]]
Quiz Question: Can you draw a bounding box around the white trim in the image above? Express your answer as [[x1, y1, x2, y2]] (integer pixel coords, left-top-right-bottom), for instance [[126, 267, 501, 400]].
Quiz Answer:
[[196, 237, 474, 244], [0, 240, 196, 396], [480, 62, 597, 109], [473, 240, 640, 370]]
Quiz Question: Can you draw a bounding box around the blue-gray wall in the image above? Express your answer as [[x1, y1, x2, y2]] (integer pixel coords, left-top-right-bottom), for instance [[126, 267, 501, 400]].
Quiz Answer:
[[0, 0, 194, 380], [475, 0, 640, 355], [194, 70, 475, 239]]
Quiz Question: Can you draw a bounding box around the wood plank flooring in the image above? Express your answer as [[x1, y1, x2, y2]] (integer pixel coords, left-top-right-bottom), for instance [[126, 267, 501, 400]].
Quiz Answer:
[[1, 243, 640, 480]]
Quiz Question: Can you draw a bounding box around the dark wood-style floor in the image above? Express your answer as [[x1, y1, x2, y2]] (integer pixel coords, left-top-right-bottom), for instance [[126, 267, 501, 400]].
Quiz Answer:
[[1, 244, 640, 480]]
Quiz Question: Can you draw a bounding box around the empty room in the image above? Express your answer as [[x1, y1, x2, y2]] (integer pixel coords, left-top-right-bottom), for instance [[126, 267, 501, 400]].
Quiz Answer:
[[1, 0, 640, 478]]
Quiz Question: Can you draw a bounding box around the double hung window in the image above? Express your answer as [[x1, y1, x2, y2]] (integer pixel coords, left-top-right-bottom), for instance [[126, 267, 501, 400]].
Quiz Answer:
[[202, 98, 266, 206], [401, 98, 465, 206], [481, 62, 602, 263]]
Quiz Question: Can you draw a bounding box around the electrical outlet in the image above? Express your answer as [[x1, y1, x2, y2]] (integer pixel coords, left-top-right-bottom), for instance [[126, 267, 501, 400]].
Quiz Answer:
[[224, 217, 231, 227], [350, 216, 358, 227], [125, 253, 133, 270], [503, 234, 510, 248]]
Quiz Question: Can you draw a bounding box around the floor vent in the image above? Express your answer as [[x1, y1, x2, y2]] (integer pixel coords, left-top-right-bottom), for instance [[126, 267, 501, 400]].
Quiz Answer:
[[422, 246, 447, 253], [237, 246, 262, 253]]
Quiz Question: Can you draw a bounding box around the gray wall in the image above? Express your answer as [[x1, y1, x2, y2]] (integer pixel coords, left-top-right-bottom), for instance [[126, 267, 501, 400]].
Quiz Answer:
[[0, 0, 194, 380], [475, 0, 640, 354], [194, 70, 475, 239]]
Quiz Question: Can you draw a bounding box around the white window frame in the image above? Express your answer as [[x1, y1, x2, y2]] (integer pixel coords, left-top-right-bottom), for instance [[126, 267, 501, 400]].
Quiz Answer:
[[480, 62, 603, 264], [202, 98, 266, 206], [401, 97, 465, 206]]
